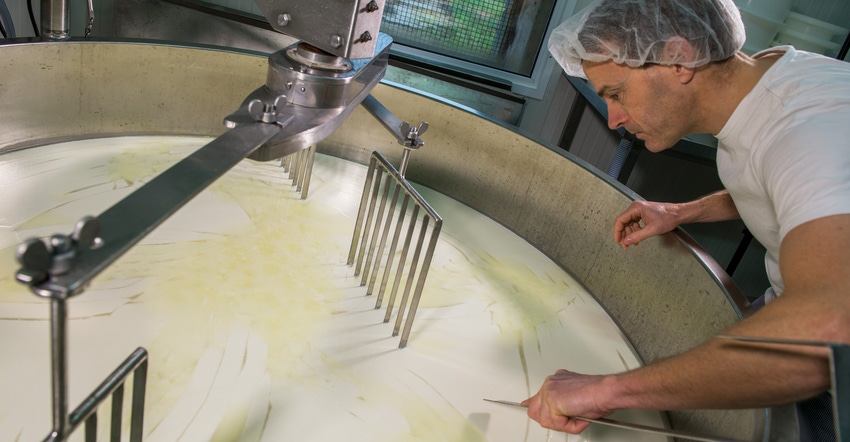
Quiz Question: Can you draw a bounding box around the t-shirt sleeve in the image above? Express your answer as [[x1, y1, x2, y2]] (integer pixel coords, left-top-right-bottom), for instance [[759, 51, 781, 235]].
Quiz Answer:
[[760, 111, 850, 241]]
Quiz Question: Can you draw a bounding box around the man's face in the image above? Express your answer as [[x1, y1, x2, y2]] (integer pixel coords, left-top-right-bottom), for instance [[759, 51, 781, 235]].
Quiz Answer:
[[582, 60, 693, 152]]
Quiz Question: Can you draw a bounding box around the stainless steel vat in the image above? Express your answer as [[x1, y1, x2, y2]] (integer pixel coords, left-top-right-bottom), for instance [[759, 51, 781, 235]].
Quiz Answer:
[[0, 40, 795, 441]]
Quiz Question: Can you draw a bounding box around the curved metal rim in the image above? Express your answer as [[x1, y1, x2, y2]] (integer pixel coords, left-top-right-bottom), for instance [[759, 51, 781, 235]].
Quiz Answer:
[[0, 37, 752, 321]]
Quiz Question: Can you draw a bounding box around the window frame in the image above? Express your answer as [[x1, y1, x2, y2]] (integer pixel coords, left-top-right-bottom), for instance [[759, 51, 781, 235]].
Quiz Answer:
[[385, 0, 577, 100]]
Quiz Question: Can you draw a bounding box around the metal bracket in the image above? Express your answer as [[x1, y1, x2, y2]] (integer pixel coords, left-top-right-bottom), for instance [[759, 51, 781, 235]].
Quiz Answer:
[[359, 95, 429, 177]]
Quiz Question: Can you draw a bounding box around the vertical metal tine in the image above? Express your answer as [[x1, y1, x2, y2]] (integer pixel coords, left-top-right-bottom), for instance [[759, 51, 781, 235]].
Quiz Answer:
[[85, 413, 97, 442], [111, 384, 124, 442], [297, 148, 307, 183], [348, 157, 378, 265], [348, 151, 442, 347], [393, 215, 429, 337], [300, 149, 309, 185], [361, 174, 393, 287], [367, 182, 402, 295], [384, 204, 419, 322], [375, 194, 411, 309], [287, 152, 297, 180], [130, 358, 147, 442], [291, 149, 303, 185], [299, 145, 316, 199], [283, 153, 290, 177], [297, 147, 310, 192], [399, 218, 442, 348], [294, 151, 303, 191], [280, 154, 289, 173], [354, 165, 384, 276]]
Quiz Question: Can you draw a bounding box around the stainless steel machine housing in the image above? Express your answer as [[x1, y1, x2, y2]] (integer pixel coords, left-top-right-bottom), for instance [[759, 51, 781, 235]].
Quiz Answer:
[[252, 0, 387, 59]]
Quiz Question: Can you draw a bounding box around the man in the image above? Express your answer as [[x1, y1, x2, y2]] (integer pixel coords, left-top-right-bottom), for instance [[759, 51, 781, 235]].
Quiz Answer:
[[525, 0, 850, 439]]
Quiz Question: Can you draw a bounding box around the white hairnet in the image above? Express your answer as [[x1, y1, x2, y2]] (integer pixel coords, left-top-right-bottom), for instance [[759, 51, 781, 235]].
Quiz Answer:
[[548, 0, 746, 78]]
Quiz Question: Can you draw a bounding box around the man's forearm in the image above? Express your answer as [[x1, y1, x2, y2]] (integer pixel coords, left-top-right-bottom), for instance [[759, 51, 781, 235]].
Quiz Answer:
[[598, 294, 832, 413], [676, 190, 741, 225]]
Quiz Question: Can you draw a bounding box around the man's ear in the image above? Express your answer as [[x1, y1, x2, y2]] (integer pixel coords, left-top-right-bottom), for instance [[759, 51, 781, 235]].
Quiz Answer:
[[664, 36, 697, 84]]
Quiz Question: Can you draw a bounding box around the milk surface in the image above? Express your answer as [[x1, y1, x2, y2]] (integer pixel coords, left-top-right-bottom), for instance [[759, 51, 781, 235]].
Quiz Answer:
[[0, 137, 665, 441]]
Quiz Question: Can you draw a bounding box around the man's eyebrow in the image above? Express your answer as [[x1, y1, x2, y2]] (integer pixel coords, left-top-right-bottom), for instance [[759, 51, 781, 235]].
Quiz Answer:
[[596, 85, 612, 98]]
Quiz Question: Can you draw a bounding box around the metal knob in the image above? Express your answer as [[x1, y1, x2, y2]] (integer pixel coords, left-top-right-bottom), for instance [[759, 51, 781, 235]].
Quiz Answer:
[[248, 96, 288, 124], [72, 216, 100, 248], [16, 238, 52, 273]]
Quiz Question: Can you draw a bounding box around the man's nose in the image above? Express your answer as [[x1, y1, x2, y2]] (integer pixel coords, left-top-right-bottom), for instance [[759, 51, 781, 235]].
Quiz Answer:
[[607, 104, 628, 130]]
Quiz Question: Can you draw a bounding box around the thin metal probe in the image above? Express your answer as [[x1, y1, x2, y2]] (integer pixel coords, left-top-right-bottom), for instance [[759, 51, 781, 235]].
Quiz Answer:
[[484, 399, 747, 442]]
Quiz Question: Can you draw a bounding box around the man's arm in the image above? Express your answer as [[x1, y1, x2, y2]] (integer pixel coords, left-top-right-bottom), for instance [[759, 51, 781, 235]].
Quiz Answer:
[[613, 190, 740, 248], [527, 214, 850, 433]]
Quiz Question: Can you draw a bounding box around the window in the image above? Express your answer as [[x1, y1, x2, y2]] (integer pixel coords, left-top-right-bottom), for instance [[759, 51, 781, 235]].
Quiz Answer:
[[381, 0, 558, 77]]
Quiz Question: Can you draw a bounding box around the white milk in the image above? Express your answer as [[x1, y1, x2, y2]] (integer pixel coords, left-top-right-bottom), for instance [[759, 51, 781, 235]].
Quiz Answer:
[[0, 136, 665, 442]]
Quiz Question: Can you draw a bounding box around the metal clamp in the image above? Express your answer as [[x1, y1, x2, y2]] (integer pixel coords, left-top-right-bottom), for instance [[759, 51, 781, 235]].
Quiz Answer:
[[359, 95, 429, 177], [398, 121, 428, 149], [15, 216, 101, 295], [396, 121, 427, 177]]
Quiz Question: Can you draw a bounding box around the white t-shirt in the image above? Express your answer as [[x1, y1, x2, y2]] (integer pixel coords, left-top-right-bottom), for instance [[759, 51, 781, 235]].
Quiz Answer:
[[716, 46, 850, 296]]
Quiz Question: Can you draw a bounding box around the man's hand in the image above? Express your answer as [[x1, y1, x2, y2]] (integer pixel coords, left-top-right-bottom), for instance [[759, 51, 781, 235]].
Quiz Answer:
[[522, 369, 610, 434], [613, 191, 740, 248], [613, 200, 681, 248]]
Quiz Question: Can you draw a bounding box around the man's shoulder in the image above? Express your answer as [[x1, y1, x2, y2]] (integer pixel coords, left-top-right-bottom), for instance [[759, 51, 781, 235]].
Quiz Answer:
[[766, 46, 850, 86]]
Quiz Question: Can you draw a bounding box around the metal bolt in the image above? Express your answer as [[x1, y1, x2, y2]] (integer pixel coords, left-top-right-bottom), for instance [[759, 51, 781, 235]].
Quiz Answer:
[[365, 0, 379, 12], [358, 31, 372, 43], [329, 35, 344, 48], [262, 103, 278, 123], [50, 234, 71, 254], [277, 13, 291, 27], [48, 234, 74, 275]]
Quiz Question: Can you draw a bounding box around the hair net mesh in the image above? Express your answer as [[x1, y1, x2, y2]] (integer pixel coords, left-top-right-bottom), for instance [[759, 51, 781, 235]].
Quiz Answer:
[[548, 0, 746, 78]]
